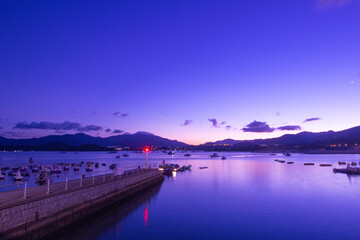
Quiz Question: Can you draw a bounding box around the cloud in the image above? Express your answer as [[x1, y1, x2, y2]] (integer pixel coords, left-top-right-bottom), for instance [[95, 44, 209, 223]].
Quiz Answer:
[[77, 125, 103, 132], [208, 118, 220, 128], [112, 129, 124, 134], [317, 0, 355, 9], [105, 128, 112, 133], [55, 130, 66, 134], [226, 125, 232, 130], [113, 112, 129, 117], [13, 121, 102, 132], [277, 125, 302, 131], [242, 121, 275, 133], [221, 121, 226, 125], [304, 117, 321, 123], [181, 120, 193, 126]]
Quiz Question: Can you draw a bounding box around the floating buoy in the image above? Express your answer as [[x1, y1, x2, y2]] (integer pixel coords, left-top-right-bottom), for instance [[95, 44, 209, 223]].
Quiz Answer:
[[320, 164, 332, 167]]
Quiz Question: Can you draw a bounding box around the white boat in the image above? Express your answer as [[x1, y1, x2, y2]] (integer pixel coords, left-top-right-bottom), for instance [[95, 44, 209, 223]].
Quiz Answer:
[[13, 171, 23, 181], [86, 165, 93, 172]]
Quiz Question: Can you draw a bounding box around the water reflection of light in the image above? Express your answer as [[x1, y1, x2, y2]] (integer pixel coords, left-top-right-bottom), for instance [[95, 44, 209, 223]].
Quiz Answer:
[[172, 171, 177, 179], [144, 203, 148, 226]]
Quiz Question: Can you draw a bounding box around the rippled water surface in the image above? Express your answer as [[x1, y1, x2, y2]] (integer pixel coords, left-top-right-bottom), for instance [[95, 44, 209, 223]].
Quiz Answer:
[[1, 151, 360, 240]]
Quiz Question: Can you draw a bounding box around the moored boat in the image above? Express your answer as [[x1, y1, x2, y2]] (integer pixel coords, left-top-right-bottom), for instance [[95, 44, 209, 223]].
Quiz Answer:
[[13, 171, 23, 181]]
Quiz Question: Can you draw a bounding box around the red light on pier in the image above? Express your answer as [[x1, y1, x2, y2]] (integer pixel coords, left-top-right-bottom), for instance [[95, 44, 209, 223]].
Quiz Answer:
[[145, 148, 149, 152]]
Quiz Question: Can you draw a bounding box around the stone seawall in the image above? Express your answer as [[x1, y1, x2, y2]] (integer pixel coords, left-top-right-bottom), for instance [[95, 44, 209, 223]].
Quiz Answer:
[[0, 170, 164, 240]]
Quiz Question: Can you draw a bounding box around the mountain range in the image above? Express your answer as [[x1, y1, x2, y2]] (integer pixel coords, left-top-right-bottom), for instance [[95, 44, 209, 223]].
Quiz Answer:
[[205, 126, 360, 146], [0, 132, 188, 148], [1, 126, 360, 151]]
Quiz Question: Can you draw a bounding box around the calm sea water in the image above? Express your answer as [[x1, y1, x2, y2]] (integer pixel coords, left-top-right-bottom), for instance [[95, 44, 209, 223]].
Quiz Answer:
[[2, 151, 360, 240]]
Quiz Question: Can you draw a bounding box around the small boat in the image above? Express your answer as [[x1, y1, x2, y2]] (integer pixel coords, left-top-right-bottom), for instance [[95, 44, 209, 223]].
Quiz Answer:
[[199, 167, 208, 169], [13, 171, 23, 181], [338, 161, 346, 165], [21, 171, 30, 177], [270, 153, 276, 156], [108, 150, 118, 154], [168, 151, 175, 156], [0, 172, 4, 180], [29, 157, 35, 163], [86, 165, 93, 172], [351, 162, 357, 166], [283, 152, 291, 157], [122, 154, 129, 157], [115, 155, 121, 159], [221, 156, 226, 160], [210, 153, 219, 158], [36, 172, 49, 184], [64, 164, 70, 171], [287, 162, 294, 164], [184, 153, 191, 157], [320, 164, 332, 167], [304, 163, 315, 166], [101, 163, 106, 166], [274, 159, 279, 162], [109, 164, 117, 170], [52, 166, 62, 174], [333, 167, 360, 174], [279, 160, 285, 163]]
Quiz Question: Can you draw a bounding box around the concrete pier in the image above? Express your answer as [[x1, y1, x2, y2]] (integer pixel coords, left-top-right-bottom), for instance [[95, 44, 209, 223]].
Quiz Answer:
[[0, 168, 164, 240]]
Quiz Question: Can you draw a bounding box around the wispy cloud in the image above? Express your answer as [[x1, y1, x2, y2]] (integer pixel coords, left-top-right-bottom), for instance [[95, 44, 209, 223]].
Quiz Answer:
[[226, 125, 232, 130], [112, 129, 124, 134], [113, 112, 129, 117], [304, 117, 321, 123], [13, 121, 103, 132], [277, 125, 302, 131], [208, 118, 220, 128], [105, 128, 112, 133], [181, 120, 193, 126], [242, 121, 275, 133]]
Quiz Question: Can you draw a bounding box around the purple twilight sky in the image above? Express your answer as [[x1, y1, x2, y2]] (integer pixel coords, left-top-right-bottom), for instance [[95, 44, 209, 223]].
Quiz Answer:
[[0, 0, 359, 144]]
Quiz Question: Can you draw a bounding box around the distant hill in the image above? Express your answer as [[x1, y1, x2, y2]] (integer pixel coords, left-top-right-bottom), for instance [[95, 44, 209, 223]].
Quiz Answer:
[[0, 132, 188, 148], [201, 126, 360, 151]]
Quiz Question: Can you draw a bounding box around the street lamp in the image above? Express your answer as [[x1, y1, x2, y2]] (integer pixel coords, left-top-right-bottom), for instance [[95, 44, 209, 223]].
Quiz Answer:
[[145, 147, 149, 168]]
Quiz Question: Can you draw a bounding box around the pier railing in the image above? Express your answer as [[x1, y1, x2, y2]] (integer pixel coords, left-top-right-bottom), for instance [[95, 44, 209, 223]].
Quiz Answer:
[[0, 166, 159, 206]]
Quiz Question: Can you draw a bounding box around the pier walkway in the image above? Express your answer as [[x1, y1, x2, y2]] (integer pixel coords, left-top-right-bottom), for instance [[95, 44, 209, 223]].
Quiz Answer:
[[0, 168, 155, 209]]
